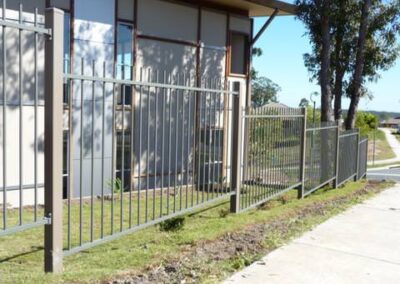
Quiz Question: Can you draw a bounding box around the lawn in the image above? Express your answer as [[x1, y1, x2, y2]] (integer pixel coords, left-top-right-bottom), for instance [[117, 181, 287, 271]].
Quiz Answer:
[[367, 129, 395, 162], [0, 180, 392, 284]]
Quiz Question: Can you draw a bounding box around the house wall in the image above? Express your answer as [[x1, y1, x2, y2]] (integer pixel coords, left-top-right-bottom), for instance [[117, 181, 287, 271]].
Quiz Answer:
[[0, 0, 46, 207], [70, 0, 115, 197], [0, 0, 253, 204]]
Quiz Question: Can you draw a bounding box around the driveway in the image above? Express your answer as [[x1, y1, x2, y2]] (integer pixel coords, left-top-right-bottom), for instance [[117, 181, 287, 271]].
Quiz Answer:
[[224, 184, 400, 284], [367, 167, 400, 183]]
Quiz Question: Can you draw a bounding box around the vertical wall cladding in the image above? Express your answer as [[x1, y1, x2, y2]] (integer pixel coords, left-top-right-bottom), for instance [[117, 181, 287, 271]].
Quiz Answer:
[[227, 15, 251, 183], [72, 0, 115, 197], [200, 9, 227, 80], [0, 0, 46, 207], [135, 0, 198, 189], [199, 9, 227, 186]]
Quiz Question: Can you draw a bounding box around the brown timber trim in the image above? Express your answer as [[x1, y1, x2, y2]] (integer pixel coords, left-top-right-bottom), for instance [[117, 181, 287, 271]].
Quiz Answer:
[[137, 33, 199, 48], [227, 31, 250, 77], [221, 12, 230, 185], [179, 0, 249, 16], [246, 18, 253, 107], [114, 0, 118, 64]]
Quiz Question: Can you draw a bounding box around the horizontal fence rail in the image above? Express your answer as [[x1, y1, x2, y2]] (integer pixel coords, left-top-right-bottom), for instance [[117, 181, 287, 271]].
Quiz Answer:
[[0, 2, 49, 237]]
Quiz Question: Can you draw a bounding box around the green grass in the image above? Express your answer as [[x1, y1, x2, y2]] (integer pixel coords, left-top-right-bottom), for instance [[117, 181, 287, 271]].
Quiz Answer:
[[368, 130, 396, 161], [0, 180, 392, 284]]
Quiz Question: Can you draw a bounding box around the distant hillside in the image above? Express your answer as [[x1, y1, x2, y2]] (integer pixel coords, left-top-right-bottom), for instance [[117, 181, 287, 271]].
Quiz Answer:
[[340, 110, 400, 120], [364, 111, 400, 121]]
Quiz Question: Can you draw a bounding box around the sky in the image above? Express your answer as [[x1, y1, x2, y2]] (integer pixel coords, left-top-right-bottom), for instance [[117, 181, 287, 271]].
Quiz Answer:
[[252, 12, 400, 113]]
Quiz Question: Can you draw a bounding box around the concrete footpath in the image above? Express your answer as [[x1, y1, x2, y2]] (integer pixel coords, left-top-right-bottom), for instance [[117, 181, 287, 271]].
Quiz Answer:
[[224, 185, 400, 284]]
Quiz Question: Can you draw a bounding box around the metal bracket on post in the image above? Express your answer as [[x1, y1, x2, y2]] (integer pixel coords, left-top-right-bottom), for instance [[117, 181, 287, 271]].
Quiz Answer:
[[230, 82, 242, 213], [355, 129, 361, 181], [298, 107, 307, 199], [333, 121, 341, 189], [44, 7, 64, 274]]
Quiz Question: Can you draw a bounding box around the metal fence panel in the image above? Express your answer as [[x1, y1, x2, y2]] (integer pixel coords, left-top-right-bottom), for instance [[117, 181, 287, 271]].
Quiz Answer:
[[337, 129, 359, 186], [63, 64, 237, 255], [0, 1, 51, 237], [239, 107, 304, 211], [358, 137, 368, 179], [304, 122, 338, 196]]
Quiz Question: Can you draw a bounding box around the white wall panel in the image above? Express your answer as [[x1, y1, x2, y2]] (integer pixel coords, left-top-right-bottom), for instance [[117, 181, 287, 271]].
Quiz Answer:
[[117, 0, 134, 21], [230, 16, 251, 34], [137, 0, 197, 42], [1, 0, 45, 24], [50, 0, 71, 11], [201, 10, 226, 47], [74, 0, 114, 43], [200, 48, 225, 80], [136, 38, 197, 74]]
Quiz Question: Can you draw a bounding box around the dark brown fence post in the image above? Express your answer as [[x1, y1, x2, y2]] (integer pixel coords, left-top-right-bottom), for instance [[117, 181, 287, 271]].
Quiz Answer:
[[355, 129, 361, 181], [230, 82, 242, 213], [44, 7, 64, 273], [333, 121, 340, 189], [298, 107, 307, 199]]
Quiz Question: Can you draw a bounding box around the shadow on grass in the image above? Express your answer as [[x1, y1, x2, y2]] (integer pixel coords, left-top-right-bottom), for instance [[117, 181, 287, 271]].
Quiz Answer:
[[0, 246, 43, 263]]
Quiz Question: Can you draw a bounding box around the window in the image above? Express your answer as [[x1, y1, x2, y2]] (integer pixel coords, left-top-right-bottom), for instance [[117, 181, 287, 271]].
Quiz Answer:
[[116, 22, 134, 106], [229, 32, 248, 75], [116, 131, 132, 191], [63, 12, 71, 104]]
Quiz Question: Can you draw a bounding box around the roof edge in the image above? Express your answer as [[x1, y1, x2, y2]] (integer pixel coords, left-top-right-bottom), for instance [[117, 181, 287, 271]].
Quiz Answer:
[[246, 0, 297, 16]]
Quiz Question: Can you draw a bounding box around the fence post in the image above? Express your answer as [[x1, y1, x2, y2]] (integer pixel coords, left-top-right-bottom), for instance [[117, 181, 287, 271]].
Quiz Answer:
[[298, 107, 307, 199], [355, 129, 361, 181], [44, 7, 64, 273], [333, 121, 340, 189], [230, 82, 242, 213]]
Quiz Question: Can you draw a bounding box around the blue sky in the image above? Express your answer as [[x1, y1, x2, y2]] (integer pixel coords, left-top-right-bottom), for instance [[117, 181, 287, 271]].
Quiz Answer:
[[252, 14, 400, 113]]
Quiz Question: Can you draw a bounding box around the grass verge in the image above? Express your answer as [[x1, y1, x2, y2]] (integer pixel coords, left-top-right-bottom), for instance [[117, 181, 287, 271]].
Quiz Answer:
[[0, 180, 393, 284], [368, 130, 396, 161]]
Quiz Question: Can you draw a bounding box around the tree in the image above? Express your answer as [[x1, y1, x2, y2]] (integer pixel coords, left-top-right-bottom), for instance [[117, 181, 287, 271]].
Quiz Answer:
[[297, 0, 400, 127], [346, 0, 400, 129], [297, 0, 335, 122], [251, 76, 281, 107], [250, 47, 281, 107], [299, 98, 310, 107], [355, 111, 378, 136]]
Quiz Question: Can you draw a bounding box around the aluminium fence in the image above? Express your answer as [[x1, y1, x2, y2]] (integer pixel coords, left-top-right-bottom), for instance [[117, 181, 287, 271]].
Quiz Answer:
[[0, 2, 50, 237], [337, 129, 360, 186], [304, 122, 338, 196], [358, 137, 368, 179], [238, 106, 304, 211], [62, 63, 237, 256], [0, 4, 369, 274]]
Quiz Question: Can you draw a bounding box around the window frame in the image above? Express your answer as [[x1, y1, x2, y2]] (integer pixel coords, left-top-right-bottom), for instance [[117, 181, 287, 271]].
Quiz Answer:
[[116, 20, 135, 107], [228, 31, 249, 77]]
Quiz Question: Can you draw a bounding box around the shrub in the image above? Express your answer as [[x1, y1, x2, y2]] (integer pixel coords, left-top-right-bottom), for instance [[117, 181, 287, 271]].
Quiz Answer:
[[159, 217, 186, 232], [218, 209, 230, 218]]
